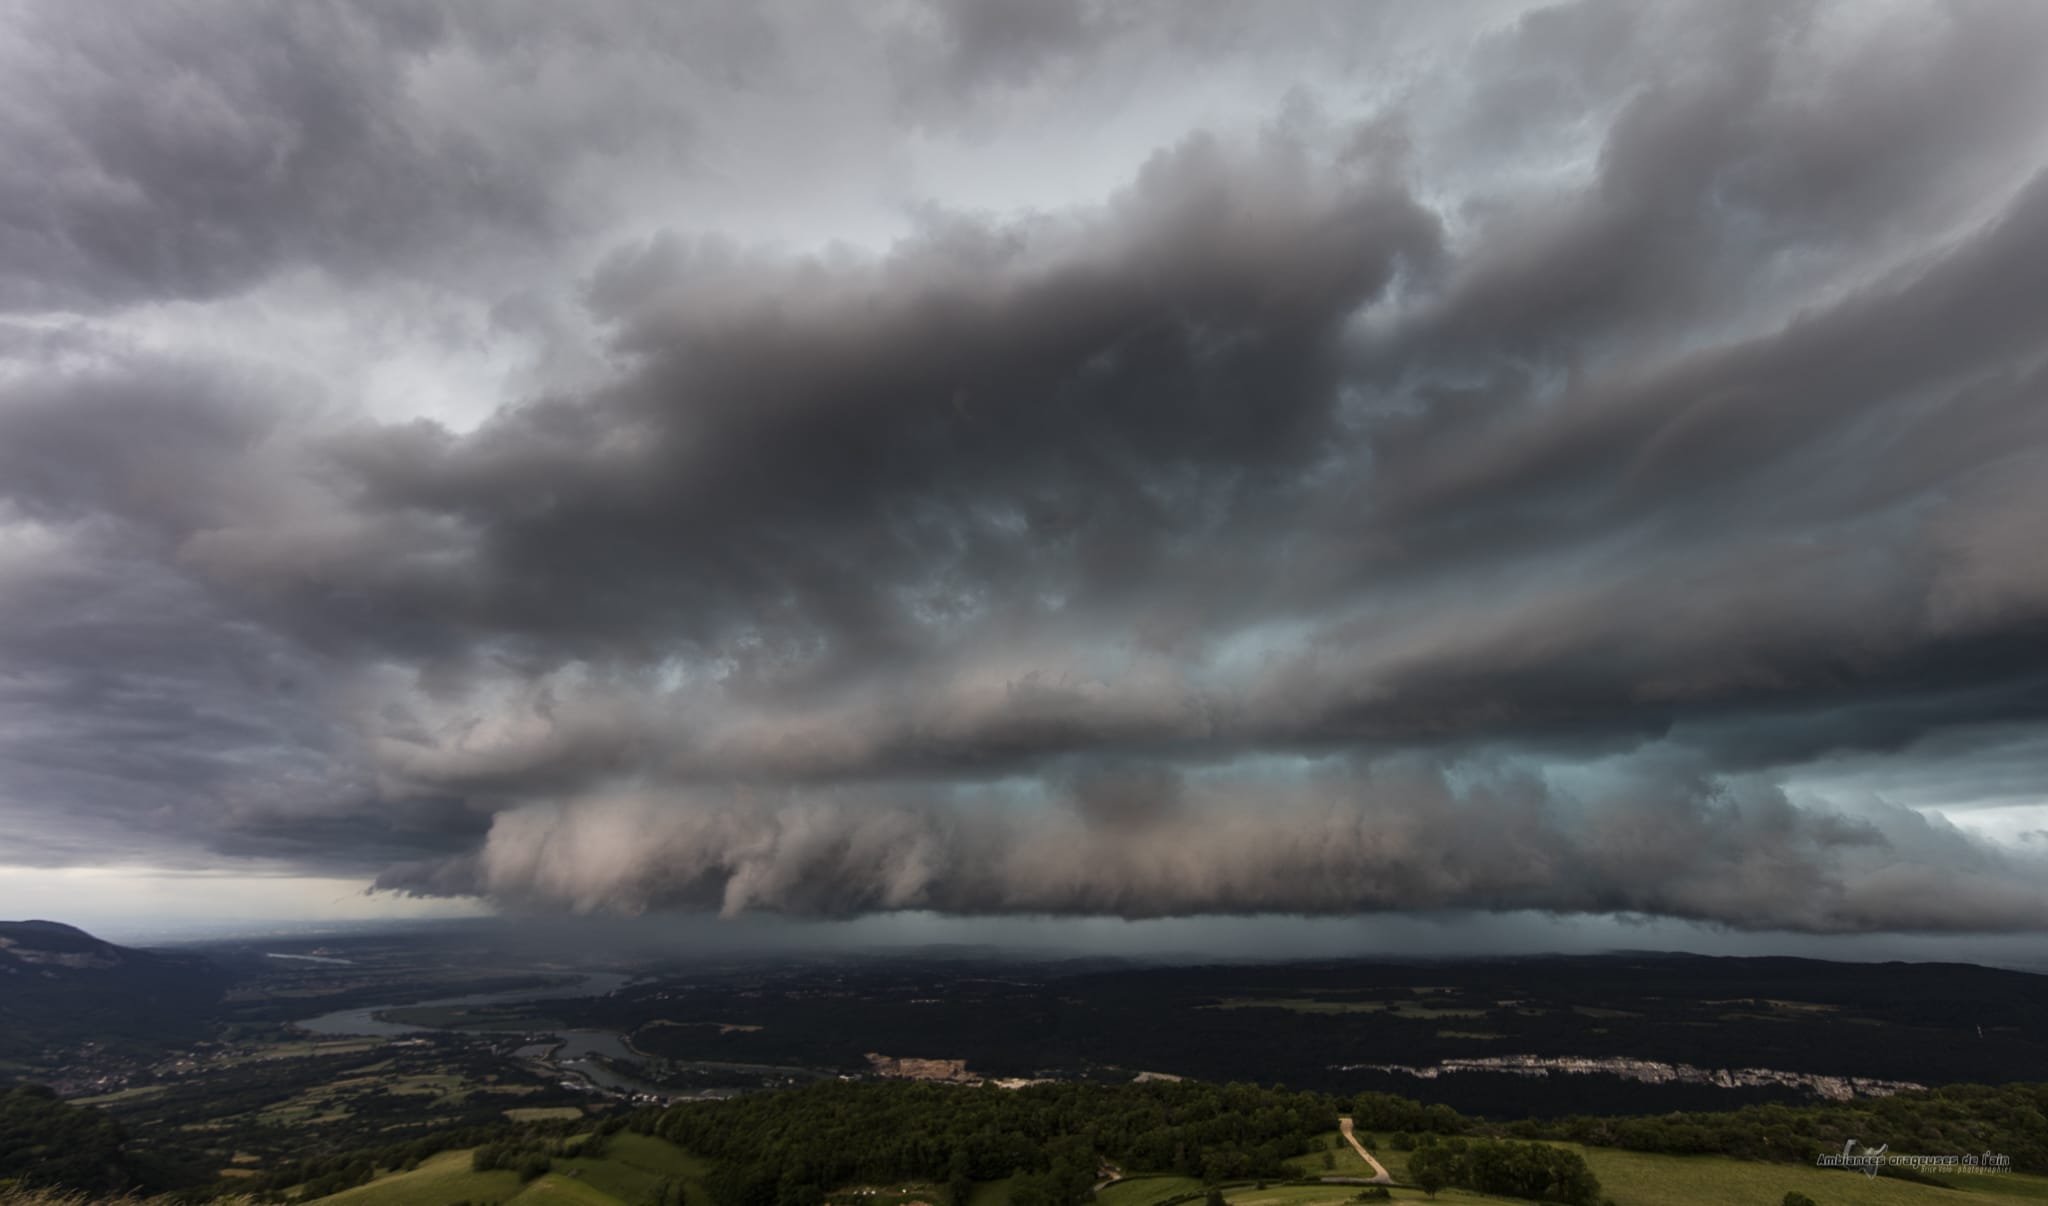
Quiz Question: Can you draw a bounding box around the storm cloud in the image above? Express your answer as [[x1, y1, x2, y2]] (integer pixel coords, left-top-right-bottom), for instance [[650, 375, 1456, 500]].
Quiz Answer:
[[5, 0, 2048, 933]]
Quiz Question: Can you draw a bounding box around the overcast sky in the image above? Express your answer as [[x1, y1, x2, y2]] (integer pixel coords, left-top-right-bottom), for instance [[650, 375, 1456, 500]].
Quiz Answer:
[[3, 0, 2048, 950]]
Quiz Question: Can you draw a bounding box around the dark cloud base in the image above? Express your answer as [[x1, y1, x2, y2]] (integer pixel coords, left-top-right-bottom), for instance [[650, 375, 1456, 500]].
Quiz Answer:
[[376, 762, 2048, 934], [4, 1, 2048, 934]]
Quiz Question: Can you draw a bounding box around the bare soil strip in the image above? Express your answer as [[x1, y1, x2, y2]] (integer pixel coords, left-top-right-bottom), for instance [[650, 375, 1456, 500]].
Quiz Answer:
[[1335, 1117, 1393, 1185]]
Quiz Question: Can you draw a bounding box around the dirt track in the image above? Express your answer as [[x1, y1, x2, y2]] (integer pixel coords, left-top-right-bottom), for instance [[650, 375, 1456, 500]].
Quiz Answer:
[[1335, 1117, 1393, 1184]]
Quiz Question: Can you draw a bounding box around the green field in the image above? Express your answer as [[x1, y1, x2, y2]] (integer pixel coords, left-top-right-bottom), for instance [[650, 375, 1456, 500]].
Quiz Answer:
[[180, 1057, 565, 1137], [504, 1107, 586, 1122], [317, 1149, 523, 1206], [308, 1129, 2048, 1206], [1095, 1175, 1205, 1206], [965, 1176, 1015, 1206], [1224, 1185, 1484, 1205], [560, 1132, 716, 1205], [207, 1037, 389, 1066], [509, 1174, 625, 1206], [72, 1083, 171, 1106], [1103, 1146, 2048, 1206], [311, 1133, 718, 1206], [1374, 1144, 2048, 1206], [1574, 1146, 2048, 1206], [1279, 1134, 1375, 1179]]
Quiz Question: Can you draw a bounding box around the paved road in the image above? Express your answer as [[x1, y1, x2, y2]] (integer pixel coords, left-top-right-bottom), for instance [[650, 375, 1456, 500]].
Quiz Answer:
[[1335, 1117, 1393, 1185]]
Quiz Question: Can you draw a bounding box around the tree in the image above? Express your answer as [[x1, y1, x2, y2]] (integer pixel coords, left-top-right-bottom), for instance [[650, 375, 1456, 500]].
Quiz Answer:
[[948, 1149, 975, 1206], [1408, 1147, 1453, 1200], [1012, 1169, 1057, 1206], [1782, 1194, 1817, 1206], [1204, 1189, 1226, 1206], [0, 1084, 142, 1194], [777, 1172, 823, 1206]]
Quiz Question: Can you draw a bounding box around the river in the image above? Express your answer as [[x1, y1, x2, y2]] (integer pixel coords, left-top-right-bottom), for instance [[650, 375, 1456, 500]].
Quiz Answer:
[[293, 972, 680, 1097]]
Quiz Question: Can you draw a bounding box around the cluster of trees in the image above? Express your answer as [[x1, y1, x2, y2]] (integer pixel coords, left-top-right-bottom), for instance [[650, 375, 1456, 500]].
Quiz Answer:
[[281, 1156, 378, 1199], [472, 1125, 627, 1185], [1509, 1081, 2048, 1172], [0, 1084, 139, 1194], [1342, 1093, 1466, 1137], [1405, 1136, 1601, 1205], [639, 1079, 1342, 1206], [470, 1140, 552, 1183], [245, 1116, 606, 1201], [245, 1124, 506, 1197], [999, 1136, 1098, 1206]]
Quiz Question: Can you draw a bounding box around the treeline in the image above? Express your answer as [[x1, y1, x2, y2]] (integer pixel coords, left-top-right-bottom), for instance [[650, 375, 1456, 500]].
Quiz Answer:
[[246, 1126, 502, 1199], [1509, 1081, 2048, 1172], [1342, 1093, 1467, 1138], [248, 1116, 602, 1201], [639, 1080, 1343, 1206], [470, 1126, 626, 1185], [1406, 1136, 1600, 1205], [0, 1085, 138, 1195]]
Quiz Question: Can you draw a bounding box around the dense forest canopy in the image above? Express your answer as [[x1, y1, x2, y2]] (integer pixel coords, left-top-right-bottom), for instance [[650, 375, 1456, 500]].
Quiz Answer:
[[0, 1085, 139, 1195], [644, 1080, 1346, 1206]]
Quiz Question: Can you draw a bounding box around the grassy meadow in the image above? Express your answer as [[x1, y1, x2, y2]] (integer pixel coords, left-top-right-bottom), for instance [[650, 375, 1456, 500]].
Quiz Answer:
[[316, 1150, 521, 1206], [305, 1133, 717, 1206], [1086, 1140, 2048, 1206], [1094, 1176, 1205, 1206], [9, 1125, 2046, 1206], [1370, 1144, 2048, 1206], [1278, 1134, 1376, 1179]]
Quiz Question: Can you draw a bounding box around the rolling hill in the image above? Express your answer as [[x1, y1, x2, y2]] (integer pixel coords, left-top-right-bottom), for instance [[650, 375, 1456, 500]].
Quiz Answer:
[[0, 920, 229, 1064]]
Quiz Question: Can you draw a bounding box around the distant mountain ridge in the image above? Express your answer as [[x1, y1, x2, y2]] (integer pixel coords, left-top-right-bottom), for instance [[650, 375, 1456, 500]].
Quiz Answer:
[[0, 919, 228, 1063], [0, 919, 138, 971]]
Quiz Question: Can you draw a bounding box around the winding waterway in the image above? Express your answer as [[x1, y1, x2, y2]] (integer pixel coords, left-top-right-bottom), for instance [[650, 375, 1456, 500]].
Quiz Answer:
[[294, 972, 677, 1097]]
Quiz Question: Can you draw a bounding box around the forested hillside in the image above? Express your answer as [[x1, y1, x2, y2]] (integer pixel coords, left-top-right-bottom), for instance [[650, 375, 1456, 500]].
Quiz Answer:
[[0, 1085, 141, 1194], [0, 922, 228, 1063], [1512, 1080, 2048, 1170], [12, 1075, 2048, 1206], [645, 1080, 1347, 1206]]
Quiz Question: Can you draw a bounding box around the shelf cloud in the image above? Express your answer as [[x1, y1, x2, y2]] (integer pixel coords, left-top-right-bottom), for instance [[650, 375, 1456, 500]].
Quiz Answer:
[[376, 765, 2048, 933], [5, 0, 2048, 934]]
